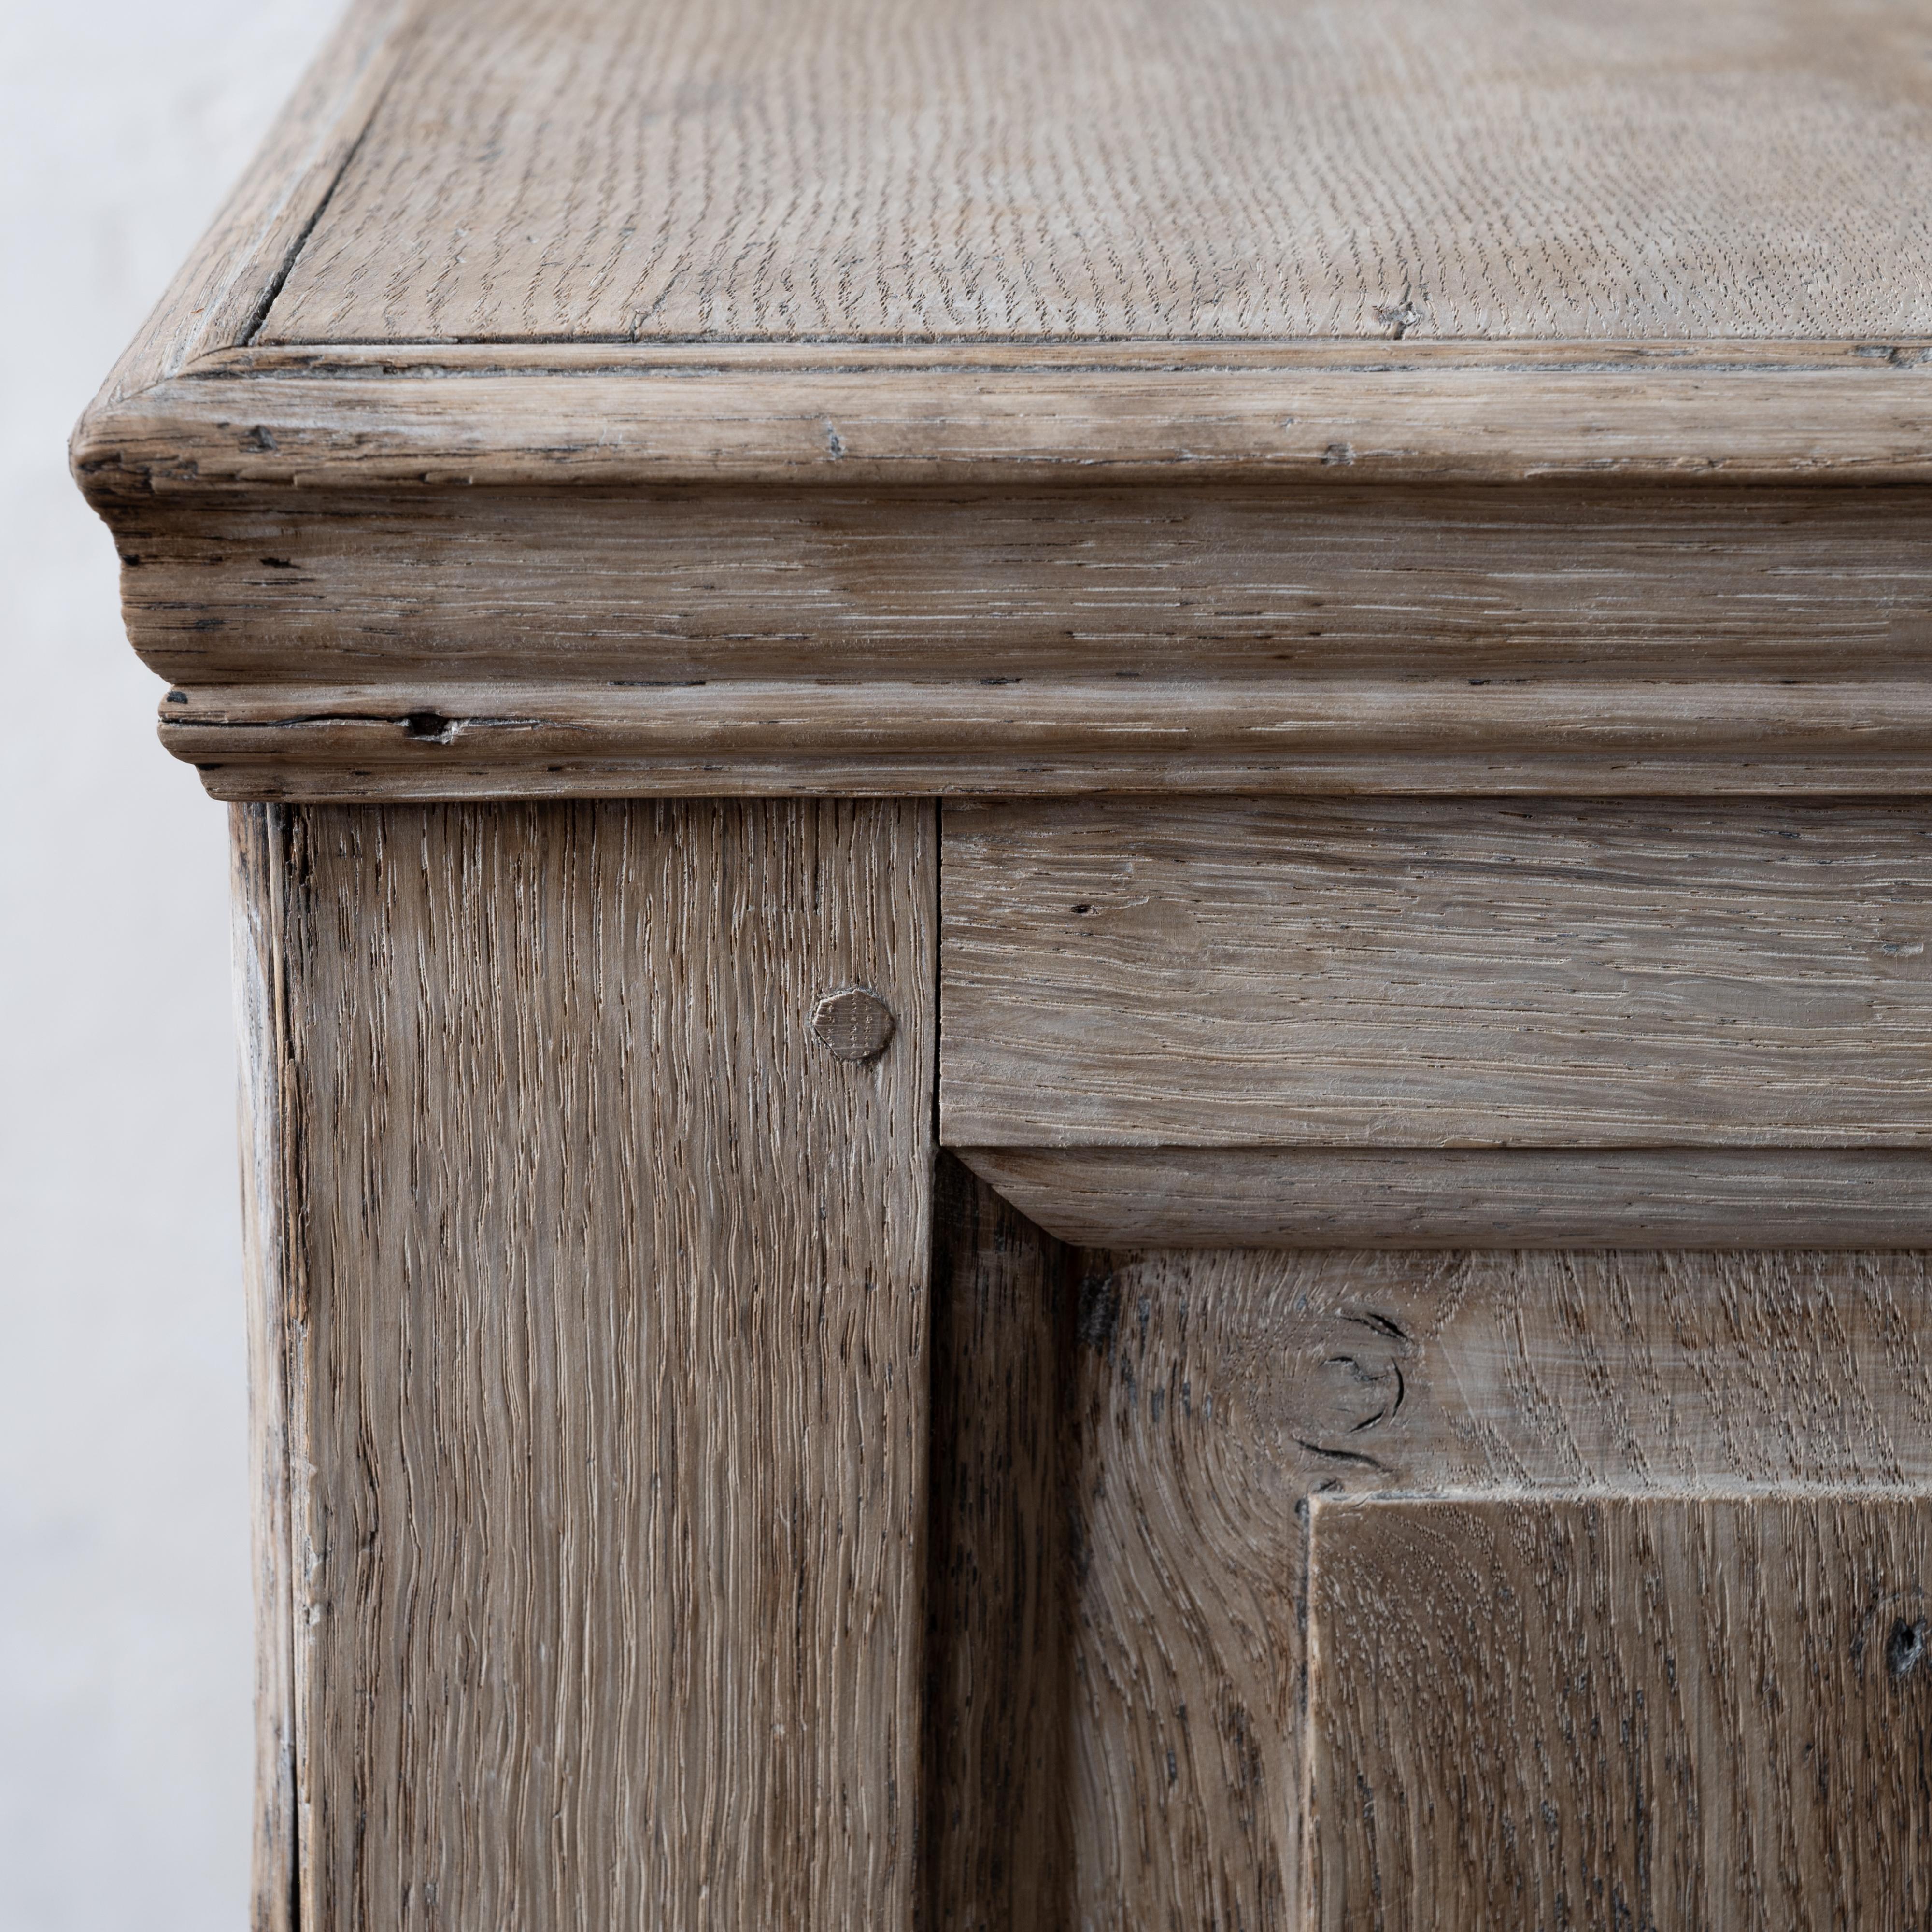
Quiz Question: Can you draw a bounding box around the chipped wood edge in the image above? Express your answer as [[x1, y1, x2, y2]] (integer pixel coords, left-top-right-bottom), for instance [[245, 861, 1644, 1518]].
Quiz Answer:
[[955, 1147, 1932, 1250]]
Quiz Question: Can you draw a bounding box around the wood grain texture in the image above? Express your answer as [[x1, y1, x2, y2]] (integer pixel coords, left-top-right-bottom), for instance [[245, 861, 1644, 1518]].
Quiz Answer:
[[941, 797, 1932, 1148], [958, 1147, 1932, 1250], [924, 1155, 1070, 1930], [74, 360, 1932, 503], [1308, 1493, 1932, 1931], [1046, 1246, 1932, 1928], [108, 482, 1932, 689], [83, 478, 1932, 800], [258, 0, 1932, 344], [70, 0, 1932, 803], [156, 675, 1932, 806], [245, 799, 935, 1931], [231, 808, 299, 1932]]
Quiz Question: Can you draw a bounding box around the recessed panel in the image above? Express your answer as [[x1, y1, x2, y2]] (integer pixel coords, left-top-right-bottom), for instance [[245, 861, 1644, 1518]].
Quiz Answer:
[[1308, 1494, 1932, 1930]]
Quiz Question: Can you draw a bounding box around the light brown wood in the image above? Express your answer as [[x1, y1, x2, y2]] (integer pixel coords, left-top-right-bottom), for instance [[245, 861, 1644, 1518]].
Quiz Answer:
[[69, 0, 1932, 800], [1020, 1245, 1932, 1928], [81, 5, 1932, 1920], [958, 1147, 1932, 1249], [1308, 1493, 1932, 1930], [231, 810, 298, 1932], [239, 799, 935, 1929], [101, 479, 1932, 684], [81, 478, 1932, 800], [259, 0, 1932, 345], [72, 359, 1932, 501], [156, 678, 1932, 805], [941, 796, 1932, 1148]]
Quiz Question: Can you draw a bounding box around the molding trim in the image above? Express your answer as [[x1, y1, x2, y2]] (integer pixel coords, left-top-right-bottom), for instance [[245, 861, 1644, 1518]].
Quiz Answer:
[[955, 1147, 1932, 1250]]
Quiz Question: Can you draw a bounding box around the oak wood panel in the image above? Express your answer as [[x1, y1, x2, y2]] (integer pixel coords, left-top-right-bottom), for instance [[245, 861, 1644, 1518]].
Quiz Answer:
[[959, 1147, 1932, 1249], [1077, 1247, 1932, 1563], [176, 742, 1932, 807], [73, 362, 1932, 503], [924, 1155, 1070, 1930], [85, 479, 1932, 800], [160, 676, 1932, 805], [71, 0, 1932, 807], [231, 810, 299, 1932], [1060, 1257, 1304, 1932], [1308, 1493, 1932, 1931], [111, 483, 1932, 687], [259, 0, 1932, 344], [248, 799, 934, 1931], [941, 797, 1932, 1148], [1044, 1246, 1932, 1928]]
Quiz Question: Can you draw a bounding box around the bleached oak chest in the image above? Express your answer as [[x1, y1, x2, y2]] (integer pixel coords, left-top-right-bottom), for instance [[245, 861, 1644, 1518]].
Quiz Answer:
[[77, 0, 1932, 1924]]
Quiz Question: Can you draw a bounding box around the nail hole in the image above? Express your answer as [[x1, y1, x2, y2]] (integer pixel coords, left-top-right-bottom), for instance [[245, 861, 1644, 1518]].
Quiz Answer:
[[1886, 1617, 1926, 1679]]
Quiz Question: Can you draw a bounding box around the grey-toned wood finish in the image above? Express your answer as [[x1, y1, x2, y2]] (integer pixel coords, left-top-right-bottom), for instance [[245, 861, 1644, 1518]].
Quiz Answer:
[[958, 1147, 1932, 1250], [83, 3, 1932, 1924], [69, 0, 1932, 800], [96, 483, 1932, 801], [941, 797, 1932, 1149], [78, 351, 1932, 497], [234, 799, 935, 1930], [1309, 1493, 1932, 1931], [231, 811, 299, 1932], [263, 0, 1932, 344], [952, 1243, 1932, 1929]]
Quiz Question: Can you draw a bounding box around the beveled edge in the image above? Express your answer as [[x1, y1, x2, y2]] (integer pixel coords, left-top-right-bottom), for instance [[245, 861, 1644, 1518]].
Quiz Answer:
[[72, 352, 1932, 505], [957, 1147, 1932, 1250]]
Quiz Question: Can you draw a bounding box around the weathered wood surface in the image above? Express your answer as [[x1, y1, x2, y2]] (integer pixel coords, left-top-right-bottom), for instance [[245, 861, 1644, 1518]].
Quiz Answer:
[[231, 811, 299, 1932], [243, 799, 935, 1930], [959, 1147, 1932, 1249], [941, 797, 1932, 1148], [261, 0, 1932, 343], [108, 482, 1932, 684], [83, 480, 1932, 799], [1309, 1493, 1932, 1931], [70, 0, 1932, 797], [1014, 1245, 1932, 1929], [73, 359, 1932, 501]]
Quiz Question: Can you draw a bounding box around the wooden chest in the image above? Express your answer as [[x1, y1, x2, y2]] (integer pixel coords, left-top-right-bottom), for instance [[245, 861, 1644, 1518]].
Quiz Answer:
[[75, 0, 1932, 1924]]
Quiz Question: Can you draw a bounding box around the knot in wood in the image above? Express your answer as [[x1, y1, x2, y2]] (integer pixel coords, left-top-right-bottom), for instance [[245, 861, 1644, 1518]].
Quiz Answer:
[[811, 985, 895, 1062]]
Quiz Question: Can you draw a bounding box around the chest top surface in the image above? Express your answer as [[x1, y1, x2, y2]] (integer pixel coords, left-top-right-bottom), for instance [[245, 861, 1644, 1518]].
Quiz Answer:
[[70, 0, 1932, 803], [260, 0, 1932, 346]]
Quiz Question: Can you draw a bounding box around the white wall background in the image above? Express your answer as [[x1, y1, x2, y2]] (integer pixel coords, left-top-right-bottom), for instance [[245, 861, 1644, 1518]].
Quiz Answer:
[[2, 5, 343, 1925]]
